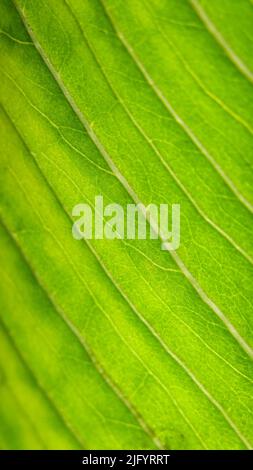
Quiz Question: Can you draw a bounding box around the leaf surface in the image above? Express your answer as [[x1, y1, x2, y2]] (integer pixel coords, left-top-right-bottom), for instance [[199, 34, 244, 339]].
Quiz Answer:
[[0, 0, 253, 450]]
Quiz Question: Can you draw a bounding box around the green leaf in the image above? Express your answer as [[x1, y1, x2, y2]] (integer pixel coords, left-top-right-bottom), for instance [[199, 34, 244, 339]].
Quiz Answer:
[[0, 0, 253, 450]]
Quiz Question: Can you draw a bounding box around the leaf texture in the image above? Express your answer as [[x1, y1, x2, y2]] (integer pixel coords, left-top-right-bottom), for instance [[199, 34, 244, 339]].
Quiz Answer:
[[0, 0, 253, 450]]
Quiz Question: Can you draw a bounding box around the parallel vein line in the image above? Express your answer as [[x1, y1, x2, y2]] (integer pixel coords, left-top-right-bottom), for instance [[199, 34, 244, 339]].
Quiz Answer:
[[189, 0, 253, 85], [144, 0, 253, 137]]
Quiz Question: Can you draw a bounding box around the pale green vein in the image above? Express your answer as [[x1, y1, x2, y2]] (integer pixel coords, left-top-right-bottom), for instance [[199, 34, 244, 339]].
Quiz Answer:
[[3, 261, 106, 427], [189, 0, 253, 85], [144, 0, 253, 137], [0, 29, 33, 45], [1, 69, 113, 177]]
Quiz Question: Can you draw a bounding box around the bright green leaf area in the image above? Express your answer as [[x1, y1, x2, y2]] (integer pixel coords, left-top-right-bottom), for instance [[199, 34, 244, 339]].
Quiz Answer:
[[0, 0, 253, 450]]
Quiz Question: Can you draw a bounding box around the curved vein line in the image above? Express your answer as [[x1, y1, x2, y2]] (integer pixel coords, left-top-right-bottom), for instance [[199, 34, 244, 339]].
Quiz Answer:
[[188, 0, 253, 85], [11, 1, 253, 447], [100, 0, 253, 215], [1, 70, 113, 177], [0, 313, 84, 449], [64, 4, 253, 267], [0, 29, 33, 45]]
